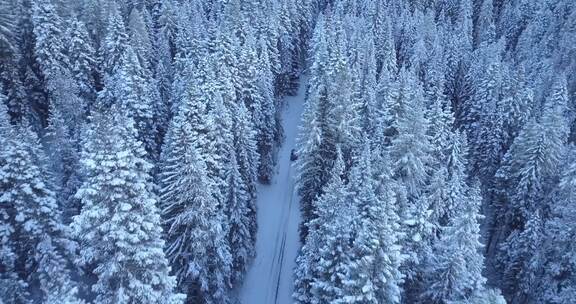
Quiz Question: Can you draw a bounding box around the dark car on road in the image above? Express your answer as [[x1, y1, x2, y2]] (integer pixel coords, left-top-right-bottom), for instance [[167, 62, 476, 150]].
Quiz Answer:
[[290, 149, 298, 161]]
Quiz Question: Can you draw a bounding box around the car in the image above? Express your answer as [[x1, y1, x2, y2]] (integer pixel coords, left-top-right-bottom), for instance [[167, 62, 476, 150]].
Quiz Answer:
[[290, 149, 298, 161]]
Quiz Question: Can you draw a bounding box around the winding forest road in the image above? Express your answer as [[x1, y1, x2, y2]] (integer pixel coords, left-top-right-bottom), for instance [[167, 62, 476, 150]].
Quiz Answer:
[[238, 79, 306, 304]]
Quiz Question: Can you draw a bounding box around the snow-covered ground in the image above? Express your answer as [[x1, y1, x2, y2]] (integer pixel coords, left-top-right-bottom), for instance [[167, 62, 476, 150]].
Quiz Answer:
[[239, 79, 306, 304]]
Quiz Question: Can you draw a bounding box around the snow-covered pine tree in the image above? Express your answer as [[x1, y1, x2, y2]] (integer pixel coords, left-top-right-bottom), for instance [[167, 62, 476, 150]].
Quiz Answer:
[[0, 102, 81, 302], [127, 6, 166, 147], [496, 77, 569, 300], [0, 20, 27, 124], [0, 98, 29, 304], [348, 141, 404, 303], [387, 67, 436, 299], [152, 0, 175, 110], [431, 131, 470, 227], [355, 30, 379, 140], [98, 45, 158, 159], [98, 3, 129, 79], [0, 0, 15, 53], [542, 150, 576, 303], [33, 0, 87, 154], [226, 101, 258, 285], [32, 0, 69, 92], [343, 143, 380, 304], [275, 0, 299, 96], [422, 181, 487, 303], [423, 97, 458, 235], [45, 104, 81, 221], [494, 76, 570, 302], [443, 7, 473, 130], [465, 41, 507, 181], [254, 35, 279, 183], [258, 3, 282, 83], [212, 24, 240, 105], [305, 149, 359, 303], [372, 143, 406, 304], [295, 14, 337, 241], [159, 103, 233, 304], [236, 31, 269, 184], [372, 2, 396, 79], [294, 147, 343, 304], [499, 67, 533, 149], [155, 0, 177, 59], [169, 2, 208, 116], [474, 0, 496, 48], [72, 105, 183, 304], [224, 150, 254, 286], [374, 50, 399, 147], [389, 67, 433, 218], [153, 27, 173, 116], [66, 15, 96, 104], [503, 210, 545, 304], [322, 10, 362, 161], [128, 7, 154, 70]]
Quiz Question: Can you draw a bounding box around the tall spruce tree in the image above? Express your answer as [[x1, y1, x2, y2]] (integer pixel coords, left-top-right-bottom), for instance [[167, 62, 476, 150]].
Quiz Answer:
[[67, 15, 96, 104], [543, 150, 576, 303], [0, 99, 30, 304], [0, 100, 80, 303], [348, 142, 404, 303], [159, 104, 232, 304], [423, 181, 487, 303], [71, 106, 183, 304]]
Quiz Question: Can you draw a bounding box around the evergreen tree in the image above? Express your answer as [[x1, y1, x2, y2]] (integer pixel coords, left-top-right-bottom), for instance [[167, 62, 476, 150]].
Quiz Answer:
[[350, 142, 404, 303], [67, 15, 96, 104], [465, 42, 507, 181], [496, 80, 569, 299], [295, 15, 337, 240], [160, 106, 232, 304], [475, 0, 496, 47], [254, 35, 279, 183], [99, 3, 129, 78], [502, 211, 544, 303], [373, 3, 396, 78], [373, 146, 406, 304], [128, 8, 154, 70], [389, 68, 433, 219], [98, 45, 158, 158], [227, 102, 258, 284], [33, 0, 86, 139], [542, 150, 576, 303], [423, 183, 487, 303], [0, 0, 15, 52], [72, 106, 183, 304], [154, 27, 173, 125], [32, 0, 69, 90], [303, 149, 358, 303], [224, 151, 254, 286], [127, 7, 166, 147], [45, 105, 81, 220], [0, 99, 29, 304], [388, 68, 435, 299], [0, 105, 80, 303]]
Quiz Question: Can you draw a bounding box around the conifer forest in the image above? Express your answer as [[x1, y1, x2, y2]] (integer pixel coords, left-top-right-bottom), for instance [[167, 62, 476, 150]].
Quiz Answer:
[[0, 0, 575, 303]]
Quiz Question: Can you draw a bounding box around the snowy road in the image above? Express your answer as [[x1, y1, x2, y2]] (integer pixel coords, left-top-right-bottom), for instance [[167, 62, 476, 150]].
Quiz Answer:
[[239, 79, 306, 304]]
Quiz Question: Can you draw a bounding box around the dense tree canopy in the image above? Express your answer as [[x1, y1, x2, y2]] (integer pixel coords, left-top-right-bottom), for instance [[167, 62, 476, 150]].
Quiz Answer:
[[1, 0, 574, 303]]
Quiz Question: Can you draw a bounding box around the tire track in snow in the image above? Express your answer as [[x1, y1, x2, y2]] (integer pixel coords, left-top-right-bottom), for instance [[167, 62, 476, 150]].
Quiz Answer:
[[266, 194, 287, 302], [265, 164, 292, 303], [274, 177, 295, 304]]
